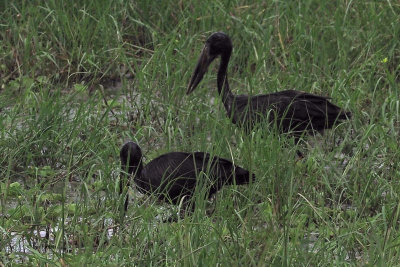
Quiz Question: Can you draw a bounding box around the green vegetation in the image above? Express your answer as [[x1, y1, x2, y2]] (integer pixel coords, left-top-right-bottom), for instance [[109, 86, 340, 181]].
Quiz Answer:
[[1, 0, 399, 265]]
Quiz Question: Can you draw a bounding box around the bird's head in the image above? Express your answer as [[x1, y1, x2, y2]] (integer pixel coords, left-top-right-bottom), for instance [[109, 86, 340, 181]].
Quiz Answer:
[[120, 141, 143, 175], [187, 32, 232, 94]]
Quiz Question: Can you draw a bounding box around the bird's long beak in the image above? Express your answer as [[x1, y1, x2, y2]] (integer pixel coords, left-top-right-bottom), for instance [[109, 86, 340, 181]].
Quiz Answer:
[[187, 45, 212, 95]]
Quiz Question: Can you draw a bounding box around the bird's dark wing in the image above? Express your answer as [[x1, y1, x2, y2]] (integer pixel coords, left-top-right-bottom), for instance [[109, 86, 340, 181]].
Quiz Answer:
[[138, 152, 252, 203], [275, 92, 350, 132], [232, 90, 349, 133], [139, 152, 201, 202], [193, 152, 252, 186]]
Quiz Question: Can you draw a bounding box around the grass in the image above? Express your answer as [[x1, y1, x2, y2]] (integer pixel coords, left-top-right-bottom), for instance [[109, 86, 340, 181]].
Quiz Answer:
[[1, 0, 399, 265]]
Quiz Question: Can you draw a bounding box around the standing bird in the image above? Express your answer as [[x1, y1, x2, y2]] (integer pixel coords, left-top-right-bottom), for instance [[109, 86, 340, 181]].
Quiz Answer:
[[187, 32, 351, 150], [119, 141, 254, 213]]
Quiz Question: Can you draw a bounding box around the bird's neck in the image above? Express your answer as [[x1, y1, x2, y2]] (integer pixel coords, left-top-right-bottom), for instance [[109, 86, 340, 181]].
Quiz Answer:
[[217, 53, 234, 116], [120, 159, 143, 193], [132, 161, 143, 179], [132, 161, 148, 188]]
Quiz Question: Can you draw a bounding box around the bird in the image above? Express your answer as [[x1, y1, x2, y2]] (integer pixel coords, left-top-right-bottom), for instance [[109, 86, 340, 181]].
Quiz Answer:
[[187, 32, 351, 151], [119, 141, 254, 213]]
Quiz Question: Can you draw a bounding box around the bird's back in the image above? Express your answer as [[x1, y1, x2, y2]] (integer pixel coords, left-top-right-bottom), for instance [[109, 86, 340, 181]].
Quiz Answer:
[[137, 152, 252, 203], [231, 89, 351, 134]]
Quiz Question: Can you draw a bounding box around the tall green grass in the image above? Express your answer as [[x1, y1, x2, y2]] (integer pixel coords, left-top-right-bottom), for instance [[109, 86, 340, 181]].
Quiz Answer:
[[1, 0, 399, 265]]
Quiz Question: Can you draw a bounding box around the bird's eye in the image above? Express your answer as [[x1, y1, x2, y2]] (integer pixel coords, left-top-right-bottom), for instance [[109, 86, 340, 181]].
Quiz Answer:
[[210, 43, 221, 53]]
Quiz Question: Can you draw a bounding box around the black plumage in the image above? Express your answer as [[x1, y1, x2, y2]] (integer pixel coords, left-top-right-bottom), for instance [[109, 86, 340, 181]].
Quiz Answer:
[[119, 141, 254, 211], [187, 32, 351, 144]]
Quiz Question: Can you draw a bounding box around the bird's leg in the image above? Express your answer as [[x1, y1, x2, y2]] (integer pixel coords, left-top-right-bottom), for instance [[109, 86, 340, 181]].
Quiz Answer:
[[123, 194, 129, 213], [296, 150, 304, 159], [294, 136, 305, 159], [180, 199, 195, 218], [119, 169, 131, 219]]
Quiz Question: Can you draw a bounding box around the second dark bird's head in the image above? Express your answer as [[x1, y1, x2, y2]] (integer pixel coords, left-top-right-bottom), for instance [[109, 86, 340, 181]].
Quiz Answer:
[[120, 141, 143, 175], [187, 32, 232, 94]]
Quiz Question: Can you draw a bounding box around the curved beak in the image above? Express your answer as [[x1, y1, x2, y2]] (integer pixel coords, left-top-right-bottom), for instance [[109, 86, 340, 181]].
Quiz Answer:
[[186, 45, 213, 94]]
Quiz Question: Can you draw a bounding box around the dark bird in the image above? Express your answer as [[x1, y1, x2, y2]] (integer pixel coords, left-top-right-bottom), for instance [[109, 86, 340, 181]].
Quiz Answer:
[[119, 141, 254, 212], [187, 32, 351, 151]]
